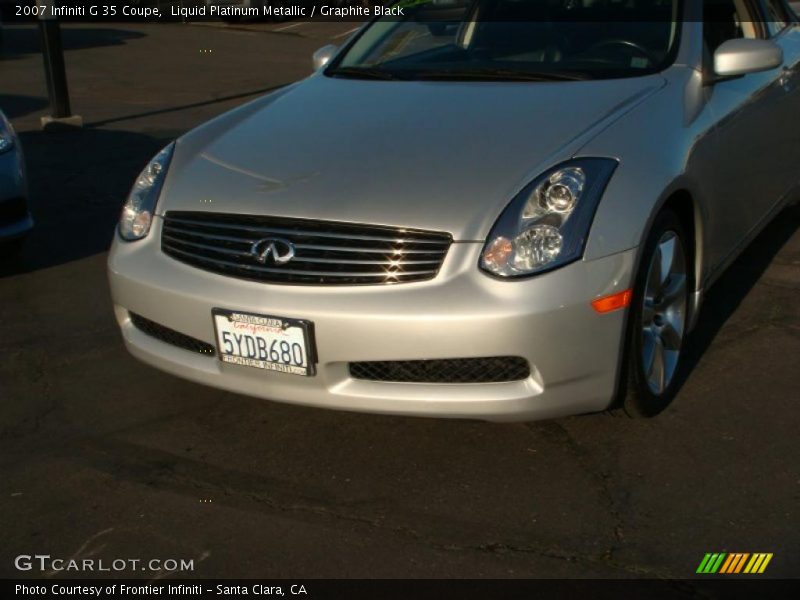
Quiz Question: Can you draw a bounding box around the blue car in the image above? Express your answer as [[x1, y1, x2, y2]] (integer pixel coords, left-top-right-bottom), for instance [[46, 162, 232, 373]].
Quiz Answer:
[[0, 109, 33, 252]]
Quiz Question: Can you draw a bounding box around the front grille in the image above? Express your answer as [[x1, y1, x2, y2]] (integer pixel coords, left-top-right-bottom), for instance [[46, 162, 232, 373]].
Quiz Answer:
[[130, 312, 215, 356], [161, 211, 452, 285], [349, 357, 531, 384], [0, 198, 29, 227]]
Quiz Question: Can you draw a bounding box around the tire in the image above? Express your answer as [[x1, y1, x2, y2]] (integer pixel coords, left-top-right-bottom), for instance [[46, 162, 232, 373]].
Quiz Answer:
[[616, 209, 690, 418]]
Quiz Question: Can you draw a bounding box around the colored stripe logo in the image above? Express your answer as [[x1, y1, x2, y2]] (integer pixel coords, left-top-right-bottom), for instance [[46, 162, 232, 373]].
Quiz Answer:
[[696, 553, 773, 574]]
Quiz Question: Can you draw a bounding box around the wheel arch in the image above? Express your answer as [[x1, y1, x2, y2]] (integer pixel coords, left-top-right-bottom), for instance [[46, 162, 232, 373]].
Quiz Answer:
[[643, 186, 707, 331], [609, 193, 703, 415]]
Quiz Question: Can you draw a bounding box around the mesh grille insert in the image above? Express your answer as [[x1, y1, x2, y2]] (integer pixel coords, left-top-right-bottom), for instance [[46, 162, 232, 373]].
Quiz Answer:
[[130, 313, 215, 356], [349, 357, 530, 384], [161, 211, 452, 285]]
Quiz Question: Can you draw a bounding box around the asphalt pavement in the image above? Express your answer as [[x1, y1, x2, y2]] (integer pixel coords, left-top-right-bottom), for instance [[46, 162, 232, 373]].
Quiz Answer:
[[1, 21, 799, 579]]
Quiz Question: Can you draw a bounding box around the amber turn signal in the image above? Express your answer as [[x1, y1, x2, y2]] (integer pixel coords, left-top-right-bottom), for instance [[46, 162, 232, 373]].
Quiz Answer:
[[591, 289, 633, 314]]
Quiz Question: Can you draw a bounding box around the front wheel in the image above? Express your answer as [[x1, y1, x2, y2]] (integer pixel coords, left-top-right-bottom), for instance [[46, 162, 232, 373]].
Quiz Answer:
[[617, 209, 690, 417]]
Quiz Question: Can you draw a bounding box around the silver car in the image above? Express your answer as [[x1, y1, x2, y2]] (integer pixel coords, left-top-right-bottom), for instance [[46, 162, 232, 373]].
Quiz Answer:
[[108, 0, 800, 422], [0, 109, 32, 252]]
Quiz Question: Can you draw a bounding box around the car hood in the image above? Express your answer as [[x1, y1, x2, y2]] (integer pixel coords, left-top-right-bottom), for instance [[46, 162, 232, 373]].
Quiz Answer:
[[162, 73, 665, 241]]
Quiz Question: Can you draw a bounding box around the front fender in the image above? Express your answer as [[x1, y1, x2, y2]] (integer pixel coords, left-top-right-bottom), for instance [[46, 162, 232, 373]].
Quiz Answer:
[[579, 67, 717, 290]]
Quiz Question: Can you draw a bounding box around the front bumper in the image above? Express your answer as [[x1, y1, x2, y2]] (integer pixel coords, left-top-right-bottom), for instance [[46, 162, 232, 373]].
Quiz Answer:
[[108, 217, 637, 422]]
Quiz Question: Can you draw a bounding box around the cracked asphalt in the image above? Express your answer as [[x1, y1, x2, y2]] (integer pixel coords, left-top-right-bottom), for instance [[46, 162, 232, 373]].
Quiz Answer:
[[1, 21, 799, 579]]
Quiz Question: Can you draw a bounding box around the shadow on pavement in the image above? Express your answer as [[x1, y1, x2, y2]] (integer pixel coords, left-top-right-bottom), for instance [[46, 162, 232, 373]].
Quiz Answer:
[[0, 94, 49, 119], [0, 25, 146, 60], [675, 202, 800, 393], [0, 126, 182, 277], [0, 84, 286, 276]]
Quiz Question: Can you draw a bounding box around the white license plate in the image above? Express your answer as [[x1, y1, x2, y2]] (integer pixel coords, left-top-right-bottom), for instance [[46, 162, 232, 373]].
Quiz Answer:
[[212, 309, 316, 376]]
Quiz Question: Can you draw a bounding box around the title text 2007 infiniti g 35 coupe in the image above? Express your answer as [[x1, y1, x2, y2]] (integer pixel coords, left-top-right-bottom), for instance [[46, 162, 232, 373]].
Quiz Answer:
[[108, 0, 800, 421]]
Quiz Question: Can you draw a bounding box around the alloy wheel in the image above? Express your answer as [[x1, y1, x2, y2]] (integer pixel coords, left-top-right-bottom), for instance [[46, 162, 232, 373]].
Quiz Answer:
[[641, 230, 687, 395]]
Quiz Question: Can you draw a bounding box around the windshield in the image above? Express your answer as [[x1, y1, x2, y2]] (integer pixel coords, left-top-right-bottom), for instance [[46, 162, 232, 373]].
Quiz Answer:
[[328, 0, 683, 81]]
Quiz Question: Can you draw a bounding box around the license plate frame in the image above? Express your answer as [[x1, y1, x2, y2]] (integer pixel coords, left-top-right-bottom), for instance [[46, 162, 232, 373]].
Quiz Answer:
[[212, 308, 317, 377]]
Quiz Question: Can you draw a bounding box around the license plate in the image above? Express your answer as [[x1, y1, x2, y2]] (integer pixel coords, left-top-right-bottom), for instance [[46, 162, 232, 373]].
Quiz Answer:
[[212, 309, 316, 376]]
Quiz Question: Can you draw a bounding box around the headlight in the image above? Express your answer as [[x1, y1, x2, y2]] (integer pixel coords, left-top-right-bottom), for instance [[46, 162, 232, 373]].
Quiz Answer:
[[0, 113, 16, 155], [480, 158, 618, 278], [119, 142, 175, 241]]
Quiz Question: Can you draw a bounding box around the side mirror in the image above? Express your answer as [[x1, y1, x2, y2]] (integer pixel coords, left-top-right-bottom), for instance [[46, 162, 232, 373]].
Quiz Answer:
[[313, 45, 338, 71], [713, 38, 783, 78]]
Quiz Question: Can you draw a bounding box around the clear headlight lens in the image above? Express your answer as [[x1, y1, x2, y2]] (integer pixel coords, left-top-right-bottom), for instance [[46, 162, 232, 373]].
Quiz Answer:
[[542, 167, 585, 213], [119, 142, 175, 241], [480, 158, 618, 278]]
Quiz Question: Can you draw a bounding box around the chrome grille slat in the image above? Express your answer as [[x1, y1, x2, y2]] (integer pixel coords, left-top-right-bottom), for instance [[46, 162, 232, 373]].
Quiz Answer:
[[163, 234, 252, 258], [164, 227, 260, 245], [166, 216, 451, 245], [161, 212, 451, 285], [164, 237, 440, 266], [165, 228, 441, 255], [293, 243, 439, 256], [288, 256, 442, 266], [164, 246, 440, 279]]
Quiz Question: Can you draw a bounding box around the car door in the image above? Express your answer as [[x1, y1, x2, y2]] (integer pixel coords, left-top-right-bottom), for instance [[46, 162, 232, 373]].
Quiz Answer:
[[700, 0, 789, 272], [761, 0, 800, 194]]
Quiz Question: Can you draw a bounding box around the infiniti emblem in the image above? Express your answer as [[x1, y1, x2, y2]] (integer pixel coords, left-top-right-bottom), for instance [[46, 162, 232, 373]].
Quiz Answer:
[[250, 238, 295, 265]]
